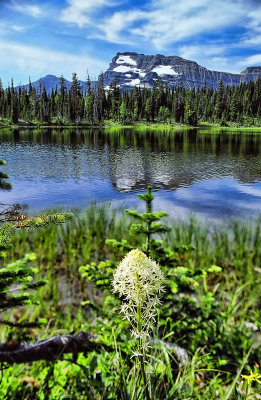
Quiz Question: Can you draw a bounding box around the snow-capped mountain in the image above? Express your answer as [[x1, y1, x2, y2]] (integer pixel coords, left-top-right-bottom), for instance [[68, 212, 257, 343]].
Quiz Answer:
[[103, 52, 261, 90], [16, 52, 261, 93]]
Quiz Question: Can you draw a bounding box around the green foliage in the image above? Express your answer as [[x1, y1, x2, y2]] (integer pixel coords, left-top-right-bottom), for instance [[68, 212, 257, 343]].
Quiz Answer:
[[0, 213, 71, 334], [79, 188, 239, 365], [0, 203, 260, 398], [0, 160, 12, 190], [0, 170, 73, 333], [1, 75, 261, 126]]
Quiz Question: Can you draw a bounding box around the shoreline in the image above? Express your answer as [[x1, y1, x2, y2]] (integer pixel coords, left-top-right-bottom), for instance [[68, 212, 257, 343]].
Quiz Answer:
[[0, 121, 261, 131]]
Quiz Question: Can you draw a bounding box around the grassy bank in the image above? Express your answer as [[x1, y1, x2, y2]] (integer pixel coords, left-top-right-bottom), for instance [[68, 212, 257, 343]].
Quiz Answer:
[[0, 203, 261, 399], [1, 117, 261, 131]]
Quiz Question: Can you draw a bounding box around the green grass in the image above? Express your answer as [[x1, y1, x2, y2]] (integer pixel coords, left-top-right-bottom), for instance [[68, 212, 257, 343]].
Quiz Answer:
[[1, 117, 261, 131], [1, 204, 261, 399]]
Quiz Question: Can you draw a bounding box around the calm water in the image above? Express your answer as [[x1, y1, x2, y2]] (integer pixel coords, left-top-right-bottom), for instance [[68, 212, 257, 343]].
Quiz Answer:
[[0, 127, 261, 220]]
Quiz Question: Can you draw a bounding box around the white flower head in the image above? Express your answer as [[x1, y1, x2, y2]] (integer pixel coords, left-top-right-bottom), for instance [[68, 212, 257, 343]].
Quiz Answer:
[[112, 249, 165, 343]]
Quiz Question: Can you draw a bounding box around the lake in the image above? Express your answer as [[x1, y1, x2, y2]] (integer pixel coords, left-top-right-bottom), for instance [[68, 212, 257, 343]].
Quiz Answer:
[[0, 127, 261, 220]]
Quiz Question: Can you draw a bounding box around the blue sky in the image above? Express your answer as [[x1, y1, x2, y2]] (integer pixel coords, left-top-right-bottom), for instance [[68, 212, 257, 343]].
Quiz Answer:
[[0, 0, 261, 86]]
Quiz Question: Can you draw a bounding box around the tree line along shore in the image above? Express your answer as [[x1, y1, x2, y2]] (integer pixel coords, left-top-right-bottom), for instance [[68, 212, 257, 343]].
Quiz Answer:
[[0, 74, 260, 128]]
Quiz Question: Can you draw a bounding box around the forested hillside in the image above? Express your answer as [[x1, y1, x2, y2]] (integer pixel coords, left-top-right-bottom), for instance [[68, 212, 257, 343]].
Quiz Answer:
[[0, 74, 260, 126]]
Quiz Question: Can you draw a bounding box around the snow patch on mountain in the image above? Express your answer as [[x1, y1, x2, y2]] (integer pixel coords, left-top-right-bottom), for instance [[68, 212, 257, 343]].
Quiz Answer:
[[151, 65, 179, 76], [113, 65, 146, 78], [103, 52, 261, 91], [116, 55, 137, 66], [126, 78, 141, 86], [113, 65, 131, 73]]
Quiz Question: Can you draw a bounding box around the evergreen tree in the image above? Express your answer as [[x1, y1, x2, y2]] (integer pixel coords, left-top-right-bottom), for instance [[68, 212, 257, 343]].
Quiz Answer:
[[69, 73, 83, 122], [58, 75, 67, 120], [0, 162, 72, 332], [95, 72, 106, 122], [215, 79, 225, 120], [0, 72, 260, 126], [184, 91, 197, 126], [0, 160, 11, 190], [145, 98, 152, 122], [257, 104, 261, 124], [229, 87, 239, 121], [119, 101, 127, 124], [108, 78, 121, 121], [0, 78, 4, 117], [10, 79, 19, 124]]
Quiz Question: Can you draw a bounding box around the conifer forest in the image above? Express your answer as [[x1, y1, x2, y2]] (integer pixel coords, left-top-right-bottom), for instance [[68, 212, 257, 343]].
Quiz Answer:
[[0, 74, 260, 126]]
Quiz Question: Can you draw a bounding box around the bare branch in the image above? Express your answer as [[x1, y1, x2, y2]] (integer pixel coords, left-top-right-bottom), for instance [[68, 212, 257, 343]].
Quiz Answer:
[[0, 332, 104, 364]]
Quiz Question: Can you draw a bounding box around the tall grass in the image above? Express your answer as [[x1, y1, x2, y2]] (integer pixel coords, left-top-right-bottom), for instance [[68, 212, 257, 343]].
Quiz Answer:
[[1, 204, 261, 399]]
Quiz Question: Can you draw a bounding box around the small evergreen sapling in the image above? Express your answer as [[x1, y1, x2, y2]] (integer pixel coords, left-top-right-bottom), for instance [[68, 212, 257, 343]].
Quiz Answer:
[[0, 160, 11, 190], [0, 213, 72, 331], [80, 186, 223, 354], [0, 160, 73, 335], [80, 186, 196, 292]]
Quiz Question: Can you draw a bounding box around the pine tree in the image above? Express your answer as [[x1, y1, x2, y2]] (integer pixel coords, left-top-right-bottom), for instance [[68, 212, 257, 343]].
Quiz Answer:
[[229, 87, 239, 121], [119, 101, 127, 124], [79, 187, 223, 354], [0, 160, 72, 335], [215, 79, 225, 121], [10, 79, 19, 124], [184, 91, 197, 126], [0, 78, 4, 118], [257, 104, 261, 124], [69, 73, 83, 122], [145, 98, 152, 122], [0, 213, 72, 332], [57, 75, 67, 120], [108, 77, 120, 121], [0, 226, 72, 334], [0, 160, 11, 190], [96, 72, 106, 122]]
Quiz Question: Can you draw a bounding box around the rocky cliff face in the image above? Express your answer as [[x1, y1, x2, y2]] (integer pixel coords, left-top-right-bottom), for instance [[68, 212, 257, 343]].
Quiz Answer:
[[17, 53, 261, 93], [103, 52, 261, 90], [240, 67, 261, 83]]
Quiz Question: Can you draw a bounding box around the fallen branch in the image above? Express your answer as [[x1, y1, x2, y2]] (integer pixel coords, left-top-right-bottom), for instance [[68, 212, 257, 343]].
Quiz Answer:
[[0, 331, 189, 366], [0, 332, 103, 364]]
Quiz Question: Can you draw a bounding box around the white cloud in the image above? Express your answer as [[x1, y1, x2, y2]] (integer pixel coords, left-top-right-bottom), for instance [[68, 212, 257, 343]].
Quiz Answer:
[[0, 40, 107, 84], [247, 8, 261, 31], [239, 54, 261, 66], [241, 35, 261, 46], [95, 0, 261, 55], [10, 1, 43, 18], [177, 44, 243, 73], [98, 0, 246, 48], [12, 25, 27, 32], [61, 0, 112, 28], [97, 9, 145, 44], [179, 44, 226, 61]]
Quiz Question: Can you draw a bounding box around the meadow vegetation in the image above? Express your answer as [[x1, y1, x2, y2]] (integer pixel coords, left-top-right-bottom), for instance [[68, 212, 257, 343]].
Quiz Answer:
[[0, 186, 260, 399]]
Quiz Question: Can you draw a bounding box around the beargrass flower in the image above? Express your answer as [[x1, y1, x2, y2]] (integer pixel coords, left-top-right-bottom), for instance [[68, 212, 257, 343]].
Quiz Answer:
[[112, 249, 165, 346]]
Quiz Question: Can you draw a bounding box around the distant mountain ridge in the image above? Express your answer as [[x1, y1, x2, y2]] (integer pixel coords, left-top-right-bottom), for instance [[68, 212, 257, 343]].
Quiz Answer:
[[103, 52, 261, 90], [17, 52, 261, 92], [19, 74, 85, 94]]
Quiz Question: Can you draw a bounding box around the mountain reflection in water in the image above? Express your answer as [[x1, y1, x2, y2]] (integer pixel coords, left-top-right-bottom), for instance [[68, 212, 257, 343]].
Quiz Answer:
[[0, 127, 260, 219]]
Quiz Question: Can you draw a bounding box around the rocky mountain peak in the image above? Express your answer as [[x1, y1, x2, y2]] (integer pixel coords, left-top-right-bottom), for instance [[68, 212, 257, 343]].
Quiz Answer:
[[103, 52, 261, 90]]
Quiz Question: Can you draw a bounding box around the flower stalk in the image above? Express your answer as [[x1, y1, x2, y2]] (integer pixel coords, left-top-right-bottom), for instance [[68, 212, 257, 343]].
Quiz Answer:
[[112, 249, 165, 400]]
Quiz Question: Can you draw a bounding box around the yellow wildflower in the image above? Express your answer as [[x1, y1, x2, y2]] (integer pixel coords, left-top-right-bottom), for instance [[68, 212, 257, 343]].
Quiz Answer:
[[241, 370, 261, 384]]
